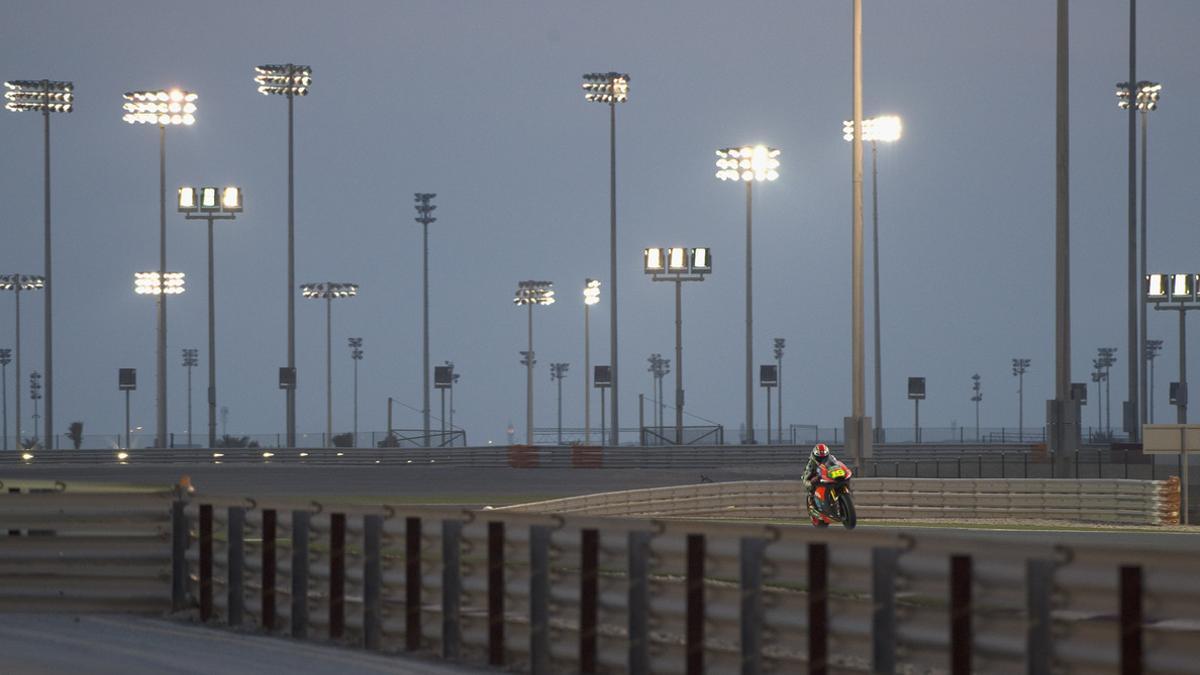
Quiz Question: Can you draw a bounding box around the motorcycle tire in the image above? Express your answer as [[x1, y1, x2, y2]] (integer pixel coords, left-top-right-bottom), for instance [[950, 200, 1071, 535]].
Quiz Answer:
[[838, 491, 857, 530]]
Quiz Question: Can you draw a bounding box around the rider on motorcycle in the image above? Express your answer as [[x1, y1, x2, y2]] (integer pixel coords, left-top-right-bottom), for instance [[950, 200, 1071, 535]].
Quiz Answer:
[[803, 443, 837, 509]]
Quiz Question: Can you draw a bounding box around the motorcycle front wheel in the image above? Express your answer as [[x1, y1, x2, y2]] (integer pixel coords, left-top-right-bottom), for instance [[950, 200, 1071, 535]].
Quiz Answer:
[[838, 491, 857, 530]]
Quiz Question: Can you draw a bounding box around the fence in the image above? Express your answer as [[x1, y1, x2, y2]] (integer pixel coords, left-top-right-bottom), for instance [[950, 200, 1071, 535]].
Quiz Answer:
[[28, 429, 468, 451], [3, 484, 1198, 673], [499, 478, 1180, 527]]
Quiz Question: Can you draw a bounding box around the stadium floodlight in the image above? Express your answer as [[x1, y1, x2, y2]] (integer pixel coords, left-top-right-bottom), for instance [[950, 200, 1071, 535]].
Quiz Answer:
[[841, 115, 903, 143], [583, 279, 601, 443], [1116, 80, 1161, 112], [581, 71, 630, 446], [1146, 274, 1168, 302], [643, 247, 713, 444], [121, 89, 196, 126], [6, 78, 76, 450], [514, 280, 555, 444], [0, 274, 45, 452], [1171, 273, 1194, 301], [255, 64, 312, 97], [134, 272, 185, 295], [716, 144, 780, 444], [302, 282, 359, 448], [255, 64, 312, 448]]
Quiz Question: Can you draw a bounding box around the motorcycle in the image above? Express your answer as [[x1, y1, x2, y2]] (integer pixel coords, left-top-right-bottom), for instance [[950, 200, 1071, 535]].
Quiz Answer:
[[806, 459, 857, 529]]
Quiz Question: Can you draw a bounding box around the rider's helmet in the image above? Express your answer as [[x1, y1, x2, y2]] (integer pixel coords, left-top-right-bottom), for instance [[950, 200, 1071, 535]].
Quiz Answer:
[[812, 443, 830, 459]]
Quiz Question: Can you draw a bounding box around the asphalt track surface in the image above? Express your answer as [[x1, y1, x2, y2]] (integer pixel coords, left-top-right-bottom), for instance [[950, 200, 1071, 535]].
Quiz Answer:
[[6, 462, 1199, 547], [0, 614, 491, 675]]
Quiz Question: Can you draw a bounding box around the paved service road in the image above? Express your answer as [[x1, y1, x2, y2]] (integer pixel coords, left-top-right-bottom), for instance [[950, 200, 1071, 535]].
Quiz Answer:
[[0, 614, 491, 675]]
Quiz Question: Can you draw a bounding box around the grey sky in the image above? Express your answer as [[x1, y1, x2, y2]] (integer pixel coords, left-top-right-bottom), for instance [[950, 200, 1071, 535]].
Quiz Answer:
[[2, 1, 1199, 444]]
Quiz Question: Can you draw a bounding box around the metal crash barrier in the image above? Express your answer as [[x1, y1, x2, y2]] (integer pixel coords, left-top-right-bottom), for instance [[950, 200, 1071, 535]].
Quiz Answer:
[[1, 483, 1197, 673]]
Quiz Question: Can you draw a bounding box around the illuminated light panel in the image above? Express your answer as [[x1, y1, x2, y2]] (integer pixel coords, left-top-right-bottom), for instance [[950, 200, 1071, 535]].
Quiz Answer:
[[581, 72, 630, 104], [583, 278, 601, 305], [301, 282, 359, 299], [715, 144, 780, 182], [643, 247, 665, 274], [123, 88, 196, 125], [134, 271, 186, 295], [842, 115, 903, 143]]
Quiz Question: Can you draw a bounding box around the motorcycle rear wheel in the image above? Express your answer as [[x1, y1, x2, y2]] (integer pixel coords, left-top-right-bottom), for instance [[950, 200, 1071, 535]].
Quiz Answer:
[[838, 491, 857, 530]]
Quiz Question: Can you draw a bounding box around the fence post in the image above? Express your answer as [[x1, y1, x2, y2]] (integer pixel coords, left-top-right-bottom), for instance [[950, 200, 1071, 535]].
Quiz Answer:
[[171, 500, 188, 612], [442, 519, 462, 660], [741, 537, 767, 675], [950, 555, 972, 675], [978, 454, 983, 478], [199, 504, 213, 622], [687, 534, 705, 675], [363, 514, 382, 650], [809, 542, 829, 675], [291, 510, 310, 639], [580, 528, 599, 674], [530, 524, 551, 674], [405, 517, 422, 651], [628, 530, 653, 675], [489, 521, 506, 667], [329, 513, 346, 639], [227, 506, 245, 627], [262, 509, 276, 630], [872, 548, 900, 674], [1120, 565, 1143, 675], [1026, 559, 1055, 675]]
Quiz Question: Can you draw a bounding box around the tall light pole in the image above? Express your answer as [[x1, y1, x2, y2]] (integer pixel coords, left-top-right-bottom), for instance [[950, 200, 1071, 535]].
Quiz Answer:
[[1118, 80, 1161, 439], [443, 361, 460, 439], [133, 271, 184, 447], [1012, 358, 1030, 440], [1146, 339, 1163, 423], [1146, 274, 1200, 424], [123, 87, 197, 448], [514, 281, 555, 445], [255, 64, 312, 448], [644, 247, 712, 445], [647, 354, 669, 434], [1, 275, 44, 452], [0, 348, 9, 451], [1051, 0, 1076, 477], [1098, 347, 1118, 433], [716, 145, 780, 444], [5, 79, 72, 448], [182, 348, 198, 446], [551, 362, 569, 445], [1092, 363, 1106, 434], [773, 338, 785, 443], [842, 116, 901, 443], [178, 185, 242, 447], [349, 338, 363, 445], [302, 282, 358, 448], [583, 279, 600, 444], [29, 371, 41, 446], [1122, 1, 1139, 442], [848, 0, 870, 468], [970, 373, 982, 441], [582, 72, 629, 446], [414, 193, 437, 447]]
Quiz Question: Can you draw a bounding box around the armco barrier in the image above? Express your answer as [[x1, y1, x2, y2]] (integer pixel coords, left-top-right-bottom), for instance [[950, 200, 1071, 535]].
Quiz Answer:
[[0, 484, 176, 613], [498, 478, 1181, 526], [0, 486, 1198, 672]]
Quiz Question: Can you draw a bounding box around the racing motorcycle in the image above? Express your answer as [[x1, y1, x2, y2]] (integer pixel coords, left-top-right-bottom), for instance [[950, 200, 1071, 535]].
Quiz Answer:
[[807, 458, 857, 529]]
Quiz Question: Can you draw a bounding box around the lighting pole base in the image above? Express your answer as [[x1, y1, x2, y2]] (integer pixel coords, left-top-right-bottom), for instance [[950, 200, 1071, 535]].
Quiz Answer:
[[1046, 398, 1080, 478], [843, 415, 873, 470]]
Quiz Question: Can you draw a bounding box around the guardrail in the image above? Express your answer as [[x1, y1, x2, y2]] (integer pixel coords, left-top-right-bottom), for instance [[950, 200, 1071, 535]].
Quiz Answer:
[[498, 478, 1181, 526], [2, 485, 1197, 672], [0, 482, 175, 613]]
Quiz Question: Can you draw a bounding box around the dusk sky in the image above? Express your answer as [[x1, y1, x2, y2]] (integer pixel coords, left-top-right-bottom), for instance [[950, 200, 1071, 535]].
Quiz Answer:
[[2, 1, 1199, 445]]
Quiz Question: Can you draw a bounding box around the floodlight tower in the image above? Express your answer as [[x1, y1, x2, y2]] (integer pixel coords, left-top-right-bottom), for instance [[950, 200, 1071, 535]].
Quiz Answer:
[[843, 115, 902, 443], [644, 247, 713, 444], [178, 185, 243, 447], [1012, 358, 1031, 439], [581, 71, 629, 446], [122, 87, 197, 447], [182, 348, 198, 446], [414, 193, 437, 447], [716, 145, 780, 444], [514, 281, 555, 445], [551, 362, 570, 444], [255, 63, 311, 447], [132, 271, 185, 447], [1, 275, 44, 452], [349, 337, 363, 444], [301, 282, 359, 447], [1118, 80, 1161, 436], [0, 348, 9, 450], [582, 279, 601, 443], [5, 78, 73, 448]]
